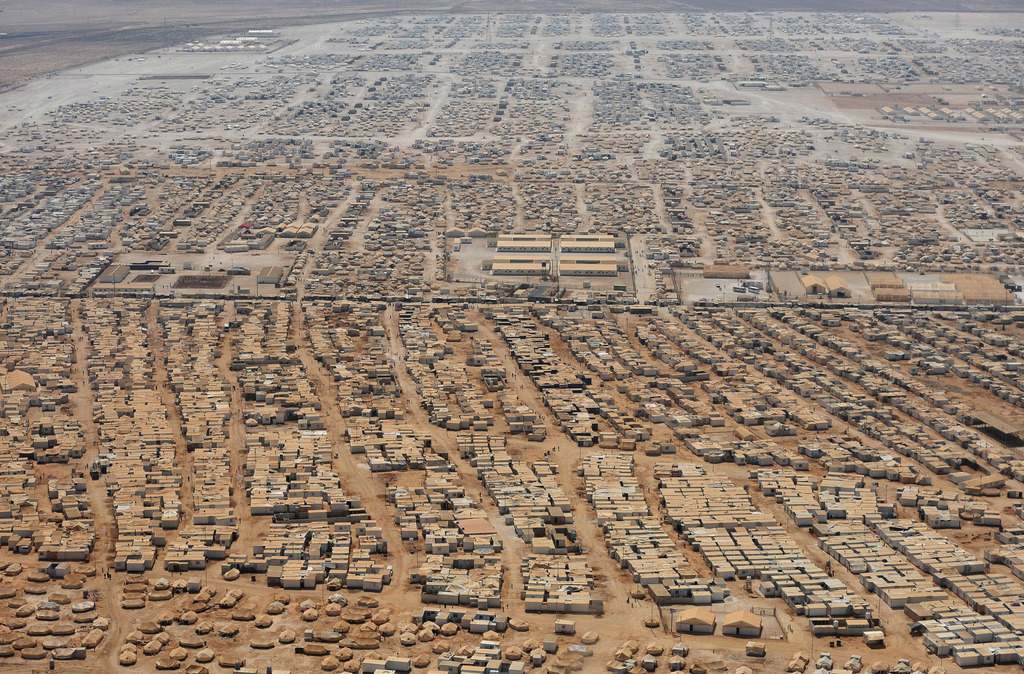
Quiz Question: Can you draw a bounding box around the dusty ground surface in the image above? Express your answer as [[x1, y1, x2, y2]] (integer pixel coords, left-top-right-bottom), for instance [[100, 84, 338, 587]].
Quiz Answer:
[[1, 0, 1022, 89], [1, 7, 1024, 674]]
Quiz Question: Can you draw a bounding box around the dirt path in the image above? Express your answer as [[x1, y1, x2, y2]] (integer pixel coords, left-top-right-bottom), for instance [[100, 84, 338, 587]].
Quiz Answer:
[[291, 302, 411, 600], [68, 298, 132, 670], [215, 304, 247, 514], [145, 301, 195, 530], [379, 305, 533, 610], [468, 309, 634, 617]]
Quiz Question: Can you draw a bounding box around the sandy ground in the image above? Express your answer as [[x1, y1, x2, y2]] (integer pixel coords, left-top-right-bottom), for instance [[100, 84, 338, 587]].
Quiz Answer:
[[1, 7, 1024, 674]]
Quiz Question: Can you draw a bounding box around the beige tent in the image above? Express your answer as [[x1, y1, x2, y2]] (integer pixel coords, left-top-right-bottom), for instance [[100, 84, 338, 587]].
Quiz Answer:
[[801, 274, 825, 295], [825, 275, 851, 299], [722, 609, 762, 637], [0, 370, 35, 392], [674, 607, 716, 634]]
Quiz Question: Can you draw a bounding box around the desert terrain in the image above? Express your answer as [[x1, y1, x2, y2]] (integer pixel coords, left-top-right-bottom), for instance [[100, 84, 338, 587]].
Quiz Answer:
[[0, 7, 1023, 674]]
